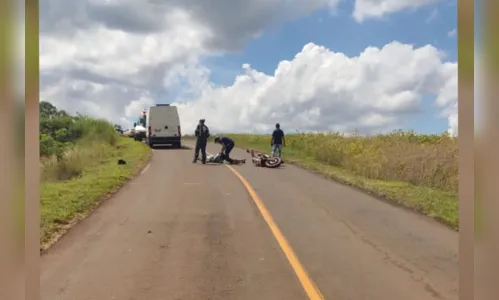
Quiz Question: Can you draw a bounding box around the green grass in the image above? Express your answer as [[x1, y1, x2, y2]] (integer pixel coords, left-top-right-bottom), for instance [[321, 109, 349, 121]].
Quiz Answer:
[[222, 133, 458, 230], [40, 138, 151, 249]]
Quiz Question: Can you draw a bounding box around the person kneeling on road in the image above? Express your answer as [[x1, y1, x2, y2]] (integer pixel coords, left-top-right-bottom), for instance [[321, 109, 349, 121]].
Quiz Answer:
[[214, 136, 246, 165]]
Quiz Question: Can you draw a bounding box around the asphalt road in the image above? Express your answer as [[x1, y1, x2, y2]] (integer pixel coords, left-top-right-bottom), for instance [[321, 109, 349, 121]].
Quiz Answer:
[[41, 143, 458, 300]]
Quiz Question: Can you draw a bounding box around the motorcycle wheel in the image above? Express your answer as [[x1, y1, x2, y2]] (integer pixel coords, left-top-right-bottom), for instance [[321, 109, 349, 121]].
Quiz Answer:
[[264, 157, 282, 168]]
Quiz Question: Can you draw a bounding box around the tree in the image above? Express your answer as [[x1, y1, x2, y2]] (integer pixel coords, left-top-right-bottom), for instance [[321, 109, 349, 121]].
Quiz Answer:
[[40, 101, 58, 119], [55, 128, 69, 143], [40, 134, 58, 156], [56, 110, 70, 118]]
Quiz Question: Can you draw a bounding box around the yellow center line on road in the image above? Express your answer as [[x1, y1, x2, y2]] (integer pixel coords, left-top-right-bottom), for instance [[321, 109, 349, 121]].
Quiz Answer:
[[187, 144, 324, 299], [225, 164, 324, 300]]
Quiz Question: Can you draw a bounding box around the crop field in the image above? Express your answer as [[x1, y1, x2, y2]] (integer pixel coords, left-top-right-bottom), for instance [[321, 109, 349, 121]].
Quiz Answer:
[[222, 131, 458, 228]]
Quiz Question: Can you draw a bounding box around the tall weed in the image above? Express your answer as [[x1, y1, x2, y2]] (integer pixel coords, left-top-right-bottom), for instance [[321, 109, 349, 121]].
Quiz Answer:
[[40, 101, 120, 182], [228, 131, 458, 192], [41, 142, 116, 182], [71, 116, 118, 146]]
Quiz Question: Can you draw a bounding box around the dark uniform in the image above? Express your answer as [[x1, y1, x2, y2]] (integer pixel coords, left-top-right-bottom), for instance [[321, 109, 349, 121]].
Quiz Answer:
[[216, 136, 235, 164], [271, 124, 285, 158], [193, 119, 210, 163]]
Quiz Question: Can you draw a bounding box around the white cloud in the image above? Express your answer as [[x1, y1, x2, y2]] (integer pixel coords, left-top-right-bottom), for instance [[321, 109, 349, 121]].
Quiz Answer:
[[39, 0, 455, 134], [426, 8, 439, 23], [40, 3, 212, 127], [125, 97, 155, 119], [353, 0, 438, 22], [434, 62, 458, 135], [447, 28, 457, 37], [40, 0, 334, 128], [175, 42, 457, 135]]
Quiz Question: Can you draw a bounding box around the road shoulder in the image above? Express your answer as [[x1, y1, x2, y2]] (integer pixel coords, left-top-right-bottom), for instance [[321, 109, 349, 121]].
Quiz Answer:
[[40, 138, 151, 251]]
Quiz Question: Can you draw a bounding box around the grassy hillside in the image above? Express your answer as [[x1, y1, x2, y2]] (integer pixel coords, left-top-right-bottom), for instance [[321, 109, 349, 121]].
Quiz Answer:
[[223, 131, 458, 229], [40, 102, 151, 249]]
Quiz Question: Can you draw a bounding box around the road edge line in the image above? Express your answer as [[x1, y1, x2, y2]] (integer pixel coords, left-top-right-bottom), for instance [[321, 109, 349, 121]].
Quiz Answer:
[[140, 163, 151, 175]]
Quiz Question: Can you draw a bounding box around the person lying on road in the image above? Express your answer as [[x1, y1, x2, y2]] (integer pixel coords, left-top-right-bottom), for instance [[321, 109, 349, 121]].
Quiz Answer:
[[214, 136, 246, 165]]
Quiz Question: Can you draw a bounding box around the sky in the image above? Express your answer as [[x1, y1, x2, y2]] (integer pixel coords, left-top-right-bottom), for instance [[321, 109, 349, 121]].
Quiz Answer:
[[39, 0, 458, 135]]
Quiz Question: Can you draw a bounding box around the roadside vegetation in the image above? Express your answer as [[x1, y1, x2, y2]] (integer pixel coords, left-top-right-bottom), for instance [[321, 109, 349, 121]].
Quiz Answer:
[[223, 131, 458, 229], [40, 101, 151, 249]]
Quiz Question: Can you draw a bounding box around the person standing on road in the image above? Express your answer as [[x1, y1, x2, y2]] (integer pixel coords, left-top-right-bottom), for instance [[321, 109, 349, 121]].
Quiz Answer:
[[193, 119, 210, 164], [271, 123, 285, 158]]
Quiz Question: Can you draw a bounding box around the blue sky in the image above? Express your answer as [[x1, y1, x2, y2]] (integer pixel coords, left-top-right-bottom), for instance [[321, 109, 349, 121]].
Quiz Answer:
[[43, 0, 458, 134], [197, 0, 457, 134]]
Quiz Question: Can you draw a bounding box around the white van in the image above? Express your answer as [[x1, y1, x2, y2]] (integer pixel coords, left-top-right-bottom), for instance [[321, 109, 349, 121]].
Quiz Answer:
[[146, 104, 182, 148]]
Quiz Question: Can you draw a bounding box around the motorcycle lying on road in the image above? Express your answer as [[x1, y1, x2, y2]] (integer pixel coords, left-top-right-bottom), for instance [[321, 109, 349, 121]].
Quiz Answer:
[[246, 149, 283, 168], [199, 150, 282, 168]]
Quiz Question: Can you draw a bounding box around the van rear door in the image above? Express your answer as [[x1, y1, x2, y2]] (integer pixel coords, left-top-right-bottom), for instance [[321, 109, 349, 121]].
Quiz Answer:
[[149, 106, 180, 138]]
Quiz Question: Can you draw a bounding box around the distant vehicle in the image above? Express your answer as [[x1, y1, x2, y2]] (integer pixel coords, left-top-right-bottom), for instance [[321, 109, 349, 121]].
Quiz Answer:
[[124, 129, 135, 137], [146, 104, 181, 148], [133, 123, 147, 142], [114, 124, 124, 135], [131, 111, 147, 141]]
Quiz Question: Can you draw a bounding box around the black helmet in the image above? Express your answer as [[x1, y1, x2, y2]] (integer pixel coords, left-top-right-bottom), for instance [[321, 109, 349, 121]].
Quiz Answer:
[[214, 136, 220, 143], [199, 119, 205, 123]]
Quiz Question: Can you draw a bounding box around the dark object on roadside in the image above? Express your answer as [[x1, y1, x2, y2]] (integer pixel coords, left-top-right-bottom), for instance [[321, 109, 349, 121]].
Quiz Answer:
[[193, 119, 210, 164], [117, 159, 127, 165], [247, 149, 283, 168]]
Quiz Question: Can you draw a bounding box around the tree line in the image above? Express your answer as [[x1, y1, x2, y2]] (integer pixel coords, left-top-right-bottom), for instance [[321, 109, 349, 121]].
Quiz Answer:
[[39, 101, 118, 158]]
